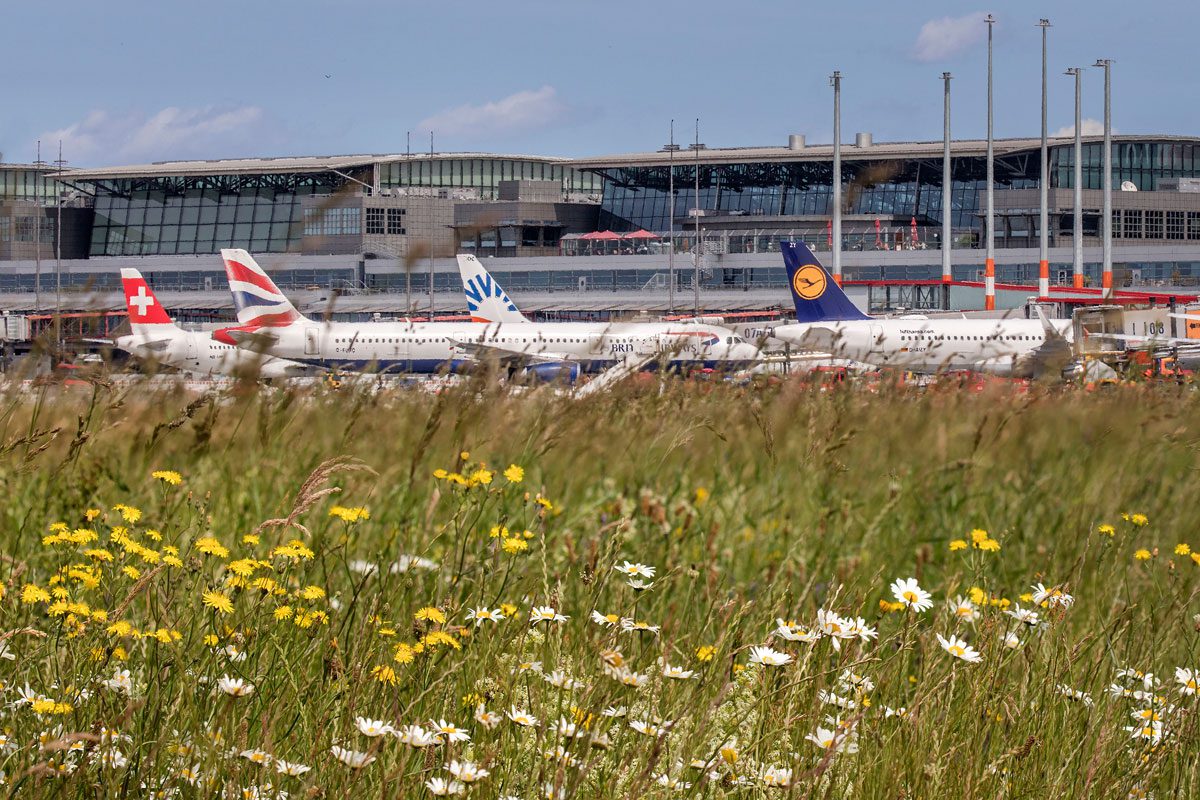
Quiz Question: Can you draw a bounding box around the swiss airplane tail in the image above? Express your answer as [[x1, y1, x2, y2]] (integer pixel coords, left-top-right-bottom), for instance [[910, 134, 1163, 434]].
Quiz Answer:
[[220, 249, 309, 327], [457, 253, 529, 324], [120, 268, 179, 335], [780, 241, 870, 323]]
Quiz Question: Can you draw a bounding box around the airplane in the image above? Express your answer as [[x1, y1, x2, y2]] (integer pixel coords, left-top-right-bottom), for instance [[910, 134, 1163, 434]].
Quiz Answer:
[[770, 241, 1074, 378], [111, 268, 311, 379], [214, 249, 760, 379]]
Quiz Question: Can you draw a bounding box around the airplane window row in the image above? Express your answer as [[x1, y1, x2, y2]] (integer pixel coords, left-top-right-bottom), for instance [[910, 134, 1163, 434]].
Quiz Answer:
[[898, 334, 1041, 342]]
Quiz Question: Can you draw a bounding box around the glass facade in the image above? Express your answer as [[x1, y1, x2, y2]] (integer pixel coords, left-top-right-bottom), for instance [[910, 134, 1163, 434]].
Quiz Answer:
[[1051, 141, 1200, 191], [82, 158, 600, 257], [379, 158, 601, 199], [594, 160, 1026, 234], [594, 140, 1200, 235], [87, 175, 342, 257], [0, 167, 60, 204]]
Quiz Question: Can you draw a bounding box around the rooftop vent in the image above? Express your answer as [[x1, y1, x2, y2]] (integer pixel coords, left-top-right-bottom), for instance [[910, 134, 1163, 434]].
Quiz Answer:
[[854, 132, 873, 148], [788, 134, 806, 150]]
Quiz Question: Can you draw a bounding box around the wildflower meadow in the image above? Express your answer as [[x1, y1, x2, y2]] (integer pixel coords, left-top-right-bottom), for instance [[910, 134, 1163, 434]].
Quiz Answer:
[[0, 378, 1197, 798]]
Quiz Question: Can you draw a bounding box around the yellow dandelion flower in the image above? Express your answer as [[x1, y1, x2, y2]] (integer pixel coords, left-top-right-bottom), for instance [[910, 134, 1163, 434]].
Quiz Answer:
[[949, 539, 967, 551], [270, 540, 314, 560], [84, 508, 102, 522], [415, 607, 446, 624], [329, 506, 370, 524], [151, 470, 182, 486], [696, 645, 716, 663], [500, 603, 517, 617], [502, 537, 529, 554], [273, 605, 293, 621], [459, 450, 470, 461], [1134, 549, 1153, 561], [968, 586, 986, 605], [194, 537, 230, 559], [421, 630, 462, 650], [469, 468, 493, 486], [1097, 523, 1115, 536], [969, 528, 989, 544], [976, 538, 1001, 552], [1125, 513, 1149, 527], [202, 591, 234, 615], [122, 566, 140, 581], [228, 559, 258, 578], [489, 525, 509, 539], [504, 464, 524, 484], [372, 665, 398, 685], [433, 468, 449, 480], [1175, 543, 1191, 556], [242, 533, 260, 546], [163, 555, 183, 568], [393, 642, 417, 664], [112, 504, 142, 524], [21, 584, 50, 604]]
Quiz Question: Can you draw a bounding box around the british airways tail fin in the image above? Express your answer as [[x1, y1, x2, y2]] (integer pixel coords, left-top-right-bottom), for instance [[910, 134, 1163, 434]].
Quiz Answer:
[[120, 268, 180, 335], [457, 254, 529, 324], [220, 249, 310, 327], [780, 241, 870, 322]]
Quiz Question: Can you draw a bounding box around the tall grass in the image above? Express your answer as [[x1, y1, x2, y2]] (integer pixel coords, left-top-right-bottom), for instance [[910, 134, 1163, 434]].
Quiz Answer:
[[0, 378, 1196, 798]]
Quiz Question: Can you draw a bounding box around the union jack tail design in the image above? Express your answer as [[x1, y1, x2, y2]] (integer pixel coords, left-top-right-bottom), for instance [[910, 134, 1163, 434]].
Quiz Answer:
[[120, 268, 176, 334], [220, 249, 307, 327]]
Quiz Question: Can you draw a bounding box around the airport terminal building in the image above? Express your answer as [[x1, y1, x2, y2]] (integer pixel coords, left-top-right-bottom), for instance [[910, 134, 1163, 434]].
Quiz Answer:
[[3, 133, 1200, 320]]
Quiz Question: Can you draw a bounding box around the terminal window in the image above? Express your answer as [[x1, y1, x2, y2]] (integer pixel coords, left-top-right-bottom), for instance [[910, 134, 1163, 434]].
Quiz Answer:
[[1167, 211, 1185, 240], [366, 208, 384, 235], [387, 208, 405, 235]]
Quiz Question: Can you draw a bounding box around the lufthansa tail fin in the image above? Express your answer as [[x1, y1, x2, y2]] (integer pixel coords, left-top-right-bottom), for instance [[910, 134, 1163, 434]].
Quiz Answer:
[[220, 249, 309, 327], [457, 254, 529, 324], [121, 268, 179, 335], [780, 241, 870, 322]]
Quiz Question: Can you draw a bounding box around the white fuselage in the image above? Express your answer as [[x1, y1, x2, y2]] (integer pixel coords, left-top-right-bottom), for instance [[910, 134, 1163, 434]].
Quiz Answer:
[[238, 319, 761, 372], [772, 317, 1074, 377], [116, 329, 308, 378]]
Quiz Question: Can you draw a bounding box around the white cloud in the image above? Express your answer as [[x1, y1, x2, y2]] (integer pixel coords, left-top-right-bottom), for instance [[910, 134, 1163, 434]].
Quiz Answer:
[[912, 12, 987, 63], [1052, 118, 1107, 137], [38, 105, 268, 166], [418, 86, 566, 139]]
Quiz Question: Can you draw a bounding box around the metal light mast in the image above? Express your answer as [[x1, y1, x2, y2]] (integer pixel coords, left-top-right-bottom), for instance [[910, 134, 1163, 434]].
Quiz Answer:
[[984, 15, 996, 311], [1065, 67, 1084, 289], [941, 72, 952, 308], [830, 71, 842, 285], [1037, 19, 1051, 300], [1095, 58, 1114, 298]]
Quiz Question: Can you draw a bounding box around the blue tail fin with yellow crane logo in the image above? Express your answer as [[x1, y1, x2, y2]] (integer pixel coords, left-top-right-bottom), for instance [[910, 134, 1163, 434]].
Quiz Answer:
[[780, 241, 870, 322]]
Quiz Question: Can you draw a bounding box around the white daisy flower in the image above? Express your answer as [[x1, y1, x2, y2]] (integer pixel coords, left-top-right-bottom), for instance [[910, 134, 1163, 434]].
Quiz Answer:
[[465, 607, 505, 626], [748, 645, 792, 667], [355, 717, 394, 738], [530, 606, 567, 624], [1031, 582, 1074, 609], [431, 720, 470, 743], [613, 561, 656, 579], [447, 760, 489, 783], [947, 596, 978, 623], [330, 745, 374, 768], [507, 706, 539, 727], [217, 676, 255, 697], [425, 776, 465, 796], [806, 726, 858, 754], [936, 633, 982, 663], [890, 577, 933, 612], [1175, 667, 1199, 695], [397, 724, 438, 748], [474, 705, 501, 730], [1003, 605, 1040, 627]]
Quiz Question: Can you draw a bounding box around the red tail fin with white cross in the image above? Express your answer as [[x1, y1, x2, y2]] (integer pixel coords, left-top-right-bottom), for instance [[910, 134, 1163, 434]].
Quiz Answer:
[[121, 268, 177, 334]]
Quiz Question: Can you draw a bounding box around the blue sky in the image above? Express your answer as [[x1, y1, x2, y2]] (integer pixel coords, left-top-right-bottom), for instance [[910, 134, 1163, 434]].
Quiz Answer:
[[2, 0, 1195, 166]]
